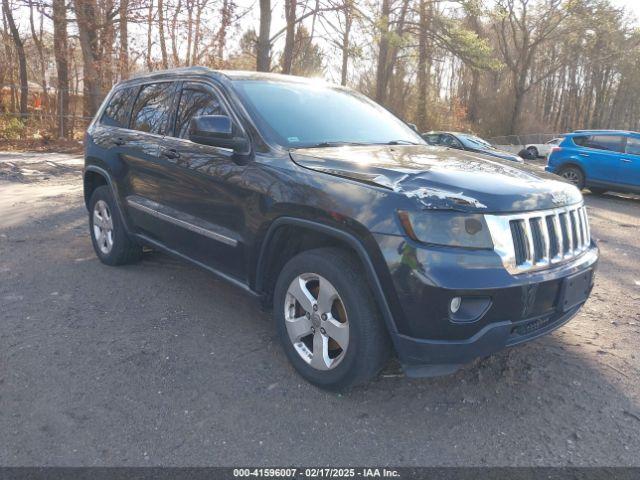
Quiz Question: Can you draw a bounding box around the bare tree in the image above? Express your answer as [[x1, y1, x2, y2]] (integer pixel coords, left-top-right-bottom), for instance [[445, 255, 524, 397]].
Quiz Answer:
[[257, 0, 271, 71], [281, 0, 297, 73], [119, 0, 129, 78], [158, 0, 168, 68], [494, 0, 573, 133], [146, 0, 155, 69], [28, 0, 48, 111], [2, 0, 28, 118], [74, 0, 104, 115], [52, 0, 70, 136]]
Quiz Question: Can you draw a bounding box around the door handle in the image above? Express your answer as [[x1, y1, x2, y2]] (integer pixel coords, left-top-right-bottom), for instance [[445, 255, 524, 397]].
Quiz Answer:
[[161, 148, 180, 159], [114, 137, 126, 146]]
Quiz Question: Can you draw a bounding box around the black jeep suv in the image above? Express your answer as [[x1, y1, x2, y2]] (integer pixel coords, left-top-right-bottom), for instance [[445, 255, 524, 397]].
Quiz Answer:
[[84, 67, 598, 389]]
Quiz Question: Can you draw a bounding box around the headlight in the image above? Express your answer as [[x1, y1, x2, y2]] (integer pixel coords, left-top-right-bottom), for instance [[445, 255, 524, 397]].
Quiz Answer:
[[398, 210, 494, 248]]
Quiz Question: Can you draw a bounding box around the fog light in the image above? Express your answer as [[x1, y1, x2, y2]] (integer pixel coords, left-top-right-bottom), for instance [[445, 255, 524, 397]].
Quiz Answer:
[[450, 296, 462, 314]]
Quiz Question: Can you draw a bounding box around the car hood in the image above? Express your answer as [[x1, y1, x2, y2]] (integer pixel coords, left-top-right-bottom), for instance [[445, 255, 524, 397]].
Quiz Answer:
[[477, 148, 522, 162], [290, 144, 582, 213]]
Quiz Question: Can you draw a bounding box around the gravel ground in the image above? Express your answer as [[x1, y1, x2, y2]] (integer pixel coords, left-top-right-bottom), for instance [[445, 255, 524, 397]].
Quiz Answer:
[[1, 152, 639, 466]]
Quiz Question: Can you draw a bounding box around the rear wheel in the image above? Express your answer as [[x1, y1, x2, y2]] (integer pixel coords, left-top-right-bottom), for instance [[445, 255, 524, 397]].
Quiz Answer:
[[89, 185, 142, 265], [558, 165, 585, 190], [273, 248, 390, 390], [527, 146, 539, 158]]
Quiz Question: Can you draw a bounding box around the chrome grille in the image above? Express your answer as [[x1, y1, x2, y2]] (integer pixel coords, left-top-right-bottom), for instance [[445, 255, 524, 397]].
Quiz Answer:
[[485, 204, 591, 274]]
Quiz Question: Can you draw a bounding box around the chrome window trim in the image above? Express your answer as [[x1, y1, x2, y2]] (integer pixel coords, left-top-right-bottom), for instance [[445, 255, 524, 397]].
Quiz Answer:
[[485, 203, 591, 275]]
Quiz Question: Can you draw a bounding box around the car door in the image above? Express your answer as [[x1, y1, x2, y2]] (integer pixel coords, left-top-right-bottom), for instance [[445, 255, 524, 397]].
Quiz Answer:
[[151, 81, 251, 281], [122, 81, 181, 240], [572, 134, 625, 184], [621, 136, 640, 188]]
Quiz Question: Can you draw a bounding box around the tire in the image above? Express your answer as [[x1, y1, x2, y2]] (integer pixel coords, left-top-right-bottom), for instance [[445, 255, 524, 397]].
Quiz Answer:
[[527, 146, 539, 158], [273, 247, 391, 390], [557, 165, 585, 190], [589, 187, 607, 195], [88, 185, 142, 266]]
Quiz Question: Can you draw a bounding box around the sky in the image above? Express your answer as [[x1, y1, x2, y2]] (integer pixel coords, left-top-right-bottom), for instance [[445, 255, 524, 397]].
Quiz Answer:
[[613, 0, 640, 18]]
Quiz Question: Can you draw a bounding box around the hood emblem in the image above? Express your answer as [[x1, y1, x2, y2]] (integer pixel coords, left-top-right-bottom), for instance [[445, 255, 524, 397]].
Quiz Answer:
[[550, 190, 572, 206]]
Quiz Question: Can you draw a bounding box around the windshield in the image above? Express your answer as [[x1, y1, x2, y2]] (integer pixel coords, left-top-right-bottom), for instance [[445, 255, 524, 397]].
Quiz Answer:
[[232, 80, 424, 149], [457, 134, 494, 150]]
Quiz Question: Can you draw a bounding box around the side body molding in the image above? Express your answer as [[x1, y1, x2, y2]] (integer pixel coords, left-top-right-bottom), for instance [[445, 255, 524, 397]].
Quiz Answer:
[[255, 217, 400, 338]]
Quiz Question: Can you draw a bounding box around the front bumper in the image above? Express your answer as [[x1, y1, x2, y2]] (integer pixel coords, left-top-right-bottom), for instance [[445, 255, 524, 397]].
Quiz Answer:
[[396, 304, 583, 377], [373, 233, 598, 375]]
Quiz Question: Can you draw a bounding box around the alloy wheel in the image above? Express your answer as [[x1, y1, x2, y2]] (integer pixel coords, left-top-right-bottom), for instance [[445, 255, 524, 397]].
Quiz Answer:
[[284, 273, 349, 371], [561, 169, 580, 185], [92, 199, 114, 255]]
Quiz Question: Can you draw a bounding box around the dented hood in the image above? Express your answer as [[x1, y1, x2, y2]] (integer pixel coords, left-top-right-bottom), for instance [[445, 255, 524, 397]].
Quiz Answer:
[[290, 144, 582, 213]]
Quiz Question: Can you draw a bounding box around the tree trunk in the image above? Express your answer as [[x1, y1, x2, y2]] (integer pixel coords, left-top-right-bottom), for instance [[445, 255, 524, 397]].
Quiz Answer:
[[74, 0, 103, 116], [374, 0, 390, 104], [509, 84, 525, 135], [215, 0, 232, 62], [256, 0, 271, 71], [339, 3, 352, 86], [191, 0, 204, 65], [28, 0, 48, 113], [416, 0, 428, 129], [157, 0, 168, 68], [119, 0, 129, 79], [1, 11, 17, 112], [146, 0, 154, 69], [185, 0, 194, 65], [281, 0, 296, 74], [101, 0, 115, 89], [170, 0, 181, 66], [2, 0, 28, 119], [52, 0, 70, 137]]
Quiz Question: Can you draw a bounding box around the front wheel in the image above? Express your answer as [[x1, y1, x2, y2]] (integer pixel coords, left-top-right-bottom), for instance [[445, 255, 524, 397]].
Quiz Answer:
[[527, 146, 539, 158], [89, 185, 142, 265], [273, 248, 391, 390], [558, 165, 585, 190]]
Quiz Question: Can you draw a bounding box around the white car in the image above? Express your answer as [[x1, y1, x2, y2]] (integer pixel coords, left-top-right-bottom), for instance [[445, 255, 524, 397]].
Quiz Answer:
[[525, 138, 563, 158]]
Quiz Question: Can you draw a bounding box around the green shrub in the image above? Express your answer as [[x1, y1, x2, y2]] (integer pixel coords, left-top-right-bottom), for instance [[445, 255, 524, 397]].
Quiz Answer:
[[0, 115, 26, 140]]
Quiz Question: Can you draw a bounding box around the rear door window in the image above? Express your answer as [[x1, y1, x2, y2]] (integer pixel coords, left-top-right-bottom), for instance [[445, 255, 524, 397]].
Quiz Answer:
[[130, 82, 176, 135], [442, 134, 463, 149], [101, 87, 137, 128], [625, 137, 640, 156], [174, 83, 228, 139], [424, 134, 440, 145], [574, 135, 625, 152]]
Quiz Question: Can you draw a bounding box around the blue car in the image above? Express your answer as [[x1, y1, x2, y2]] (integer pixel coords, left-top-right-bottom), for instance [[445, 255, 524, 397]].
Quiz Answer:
[[547, 130, 640, 194]]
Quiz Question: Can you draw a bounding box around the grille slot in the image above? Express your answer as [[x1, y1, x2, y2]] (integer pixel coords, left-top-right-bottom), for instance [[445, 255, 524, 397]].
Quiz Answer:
[[530, 218, 545, 263], [546, 215, 559, 258], [559, 212, 571, 254], [510, 220, 528, 265], [487, 204, 591, 274]]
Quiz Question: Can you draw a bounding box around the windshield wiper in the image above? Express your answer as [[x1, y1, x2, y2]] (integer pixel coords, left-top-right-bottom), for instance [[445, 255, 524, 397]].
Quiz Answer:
[[384, 140, 420, 145], [302, 141, 370, 148], [297, 139, 420, 149]]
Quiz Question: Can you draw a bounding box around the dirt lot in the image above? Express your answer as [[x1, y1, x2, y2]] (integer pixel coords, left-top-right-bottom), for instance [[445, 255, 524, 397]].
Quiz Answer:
[[1, 151, 639, 466]]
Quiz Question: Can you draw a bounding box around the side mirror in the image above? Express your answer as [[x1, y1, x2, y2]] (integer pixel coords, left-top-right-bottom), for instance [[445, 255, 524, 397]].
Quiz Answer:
[[189, 115, 248, 151], [407, 123, 418, 132]]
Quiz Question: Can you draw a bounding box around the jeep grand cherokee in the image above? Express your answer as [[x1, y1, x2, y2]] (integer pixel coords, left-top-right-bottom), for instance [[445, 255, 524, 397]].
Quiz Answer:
[[83, 67, 598, 390]]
